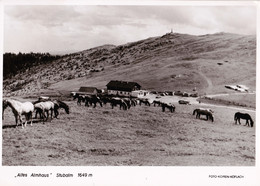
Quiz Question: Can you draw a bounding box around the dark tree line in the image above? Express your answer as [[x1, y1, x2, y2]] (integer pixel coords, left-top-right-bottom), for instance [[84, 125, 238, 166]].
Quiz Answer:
[[3, 52, 61, 79]]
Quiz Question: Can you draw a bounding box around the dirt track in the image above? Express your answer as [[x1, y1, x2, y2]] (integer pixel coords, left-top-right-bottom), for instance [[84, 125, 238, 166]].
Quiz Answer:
[[198, 66, 213, 94]]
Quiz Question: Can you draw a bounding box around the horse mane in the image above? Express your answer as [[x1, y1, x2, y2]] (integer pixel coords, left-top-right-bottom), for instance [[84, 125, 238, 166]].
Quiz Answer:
[[4, 99, 21, 113], [57, 100, 69, 108], [193, 109, 198, 115]]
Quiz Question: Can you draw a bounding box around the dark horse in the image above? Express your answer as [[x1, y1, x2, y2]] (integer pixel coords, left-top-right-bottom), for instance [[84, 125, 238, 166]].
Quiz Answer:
[[138, 98, 151, 106], [161, 103, 175, 113], [153, 100, 161, 107], [122, 98, 137, 109], [109, 97, 128, 110], [72, 93, 85, 105], [53, 100, 70, 118], [234, 112, 254, 127], [193, 108, 214, 122], [84, 95, 103, 108]]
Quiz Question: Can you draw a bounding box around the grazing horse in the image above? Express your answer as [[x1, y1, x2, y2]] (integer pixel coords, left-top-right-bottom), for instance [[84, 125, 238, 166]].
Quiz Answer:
[[34, 101, 55, 121], [53, 100, 70, 118], [130, 98, 138, 107], [193, 108, 214, 122], [72, 93, 84, 105], [138, 98, 151, 106], [234, 112, 254, 127], [77, 95, 85, 106], [153, 100, 161, 107], [122, 98, 137, 109], [110, 97, 128, 110], [84, 95, 103, 108], [3, 99, 34, 128], [161, 103, 175, 113], [99, 96, 111, 106]]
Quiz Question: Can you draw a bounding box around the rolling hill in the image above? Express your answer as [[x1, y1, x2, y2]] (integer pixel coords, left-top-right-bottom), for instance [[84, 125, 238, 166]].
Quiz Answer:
[[3, 32, 256, 98]]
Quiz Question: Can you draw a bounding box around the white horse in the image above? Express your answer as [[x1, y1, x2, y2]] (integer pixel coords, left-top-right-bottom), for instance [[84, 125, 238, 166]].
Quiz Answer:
[[3, 99, 34, 128], [34, 101, 55, 121]]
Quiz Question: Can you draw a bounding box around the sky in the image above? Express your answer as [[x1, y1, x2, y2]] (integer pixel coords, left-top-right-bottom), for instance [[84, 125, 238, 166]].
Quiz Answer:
[[3, 3, 257, 54]]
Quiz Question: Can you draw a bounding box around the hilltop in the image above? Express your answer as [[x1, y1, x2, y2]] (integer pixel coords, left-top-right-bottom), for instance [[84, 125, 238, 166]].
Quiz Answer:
[[3, 32, 256, 98]]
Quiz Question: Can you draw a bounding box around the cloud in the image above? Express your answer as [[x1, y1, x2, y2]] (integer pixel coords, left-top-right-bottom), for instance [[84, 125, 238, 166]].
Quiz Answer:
[[5, 6, 81, 27], [210, 6, 256, 34], [4, 5, 257, 53]]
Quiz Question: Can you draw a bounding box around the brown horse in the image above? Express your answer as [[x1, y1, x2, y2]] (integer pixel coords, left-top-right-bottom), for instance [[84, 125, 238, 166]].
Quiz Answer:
[[193, 108, 214, 122], [161, 103, 175, 113], [109, 97, 128, 110], [53, 100, 70, 118], [84, 95, 103, 108], [137, 98, 151, 106]]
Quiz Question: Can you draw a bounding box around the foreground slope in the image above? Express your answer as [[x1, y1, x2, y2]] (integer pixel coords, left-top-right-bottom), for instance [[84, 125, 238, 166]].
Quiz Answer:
[[2, 101, 255, 166]]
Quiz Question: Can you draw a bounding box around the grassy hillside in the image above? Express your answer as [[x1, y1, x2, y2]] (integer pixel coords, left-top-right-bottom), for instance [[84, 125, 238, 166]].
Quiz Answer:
[[3, 32, 256, 97]]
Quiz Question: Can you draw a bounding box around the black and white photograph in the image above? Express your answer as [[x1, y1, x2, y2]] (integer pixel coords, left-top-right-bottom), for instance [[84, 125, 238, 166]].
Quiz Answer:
[[0, 0, 259, 185]]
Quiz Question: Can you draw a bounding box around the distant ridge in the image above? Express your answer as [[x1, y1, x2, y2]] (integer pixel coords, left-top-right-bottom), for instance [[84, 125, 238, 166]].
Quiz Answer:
[[3, 32, 256, 97]]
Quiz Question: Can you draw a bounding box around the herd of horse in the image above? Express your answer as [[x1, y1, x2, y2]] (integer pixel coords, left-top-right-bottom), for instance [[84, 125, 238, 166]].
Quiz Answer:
[[2, 97, 69, 128], [71, 93, 175, 112], [71, 93, 254, 127], [2, 93, 254, 128]]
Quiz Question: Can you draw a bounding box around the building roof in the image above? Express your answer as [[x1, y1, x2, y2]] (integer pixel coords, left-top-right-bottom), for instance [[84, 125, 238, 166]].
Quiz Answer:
[[106, 80, 141, 91], [78, 87, 98, 93]]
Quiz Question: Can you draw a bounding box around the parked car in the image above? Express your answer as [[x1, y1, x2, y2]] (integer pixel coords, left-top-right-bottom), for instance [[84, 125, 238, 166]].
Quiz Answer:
[[178, 100, 190, 105], [174, 91, 183, 96], [182, 92, 189, 97]]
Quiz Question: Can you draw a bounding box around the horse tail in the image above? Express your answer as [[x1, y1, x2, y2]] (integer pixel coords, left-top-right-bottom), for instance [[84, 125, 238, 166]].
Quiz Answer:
[[193, 109, 197, 115], [234, 112, 238, 121], [171, 105, 175, 113], [172, 105, 175, 112]]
